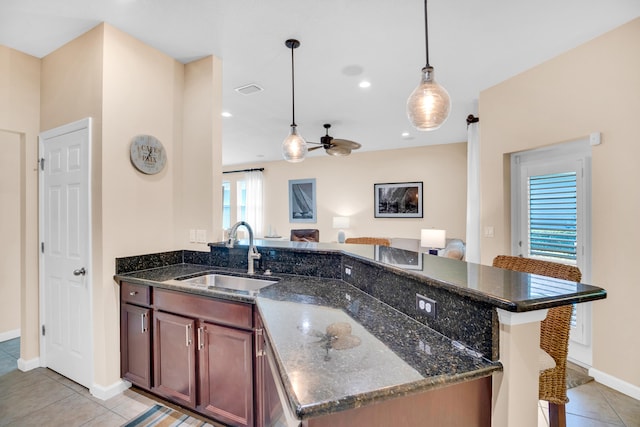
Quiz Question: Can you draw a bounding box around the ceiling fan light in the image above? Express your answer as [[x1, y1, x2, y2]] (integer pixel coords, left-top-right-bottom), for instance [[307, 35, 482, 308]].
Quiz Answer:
[[282, 125, 307, 163], [407, 66, 451, 131]]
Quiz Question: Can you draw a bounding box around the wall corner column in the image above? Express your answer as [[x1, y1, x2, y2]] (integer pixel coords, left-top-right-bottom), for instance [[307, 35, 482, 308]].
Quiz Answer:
[[492, 308, 547, 427]]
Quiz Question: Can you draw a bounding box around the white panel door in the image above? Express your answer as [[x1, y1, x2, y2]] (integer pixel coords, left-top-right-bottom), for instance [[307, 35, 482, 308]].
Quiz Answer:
[[511, 139, 593, 365], [39, 118, 92, 388]]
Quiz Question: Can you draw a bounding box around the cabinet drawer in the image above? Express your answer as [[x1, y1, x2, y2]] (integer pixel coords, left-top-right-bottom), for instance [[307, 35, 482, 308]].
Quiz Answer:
[[154, 289, 252, 329], [121, 282, 151, 306]]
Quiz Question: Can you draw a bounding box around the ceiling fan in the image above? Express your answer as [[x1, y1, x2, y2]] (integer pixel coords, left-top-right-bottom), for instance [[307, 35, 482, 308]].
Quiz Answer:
[[308, 124, 362, 157]]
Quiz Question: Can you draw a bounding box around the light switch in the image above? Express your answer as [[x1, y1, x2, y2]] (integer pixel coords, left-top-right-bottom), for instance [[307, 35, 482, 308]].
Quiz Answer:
[[196, 229, 206, 243], [189, 229, 196, 242], [484, 226, 495, 238]]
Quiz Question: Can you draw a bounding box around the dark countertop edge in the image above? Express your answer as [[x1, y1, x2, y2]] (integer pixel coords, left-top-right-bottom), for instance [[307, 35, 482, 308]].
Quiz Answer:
[[293, 365, 501, 419], [117, 245, 607, 312], [336, 249, 607, 312]]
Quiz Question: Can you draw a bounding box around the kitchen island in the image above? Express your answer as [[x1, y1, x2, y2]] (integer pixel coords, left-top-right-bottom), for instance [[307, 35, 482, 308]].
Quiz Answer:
[[115, 241, 606, 426]]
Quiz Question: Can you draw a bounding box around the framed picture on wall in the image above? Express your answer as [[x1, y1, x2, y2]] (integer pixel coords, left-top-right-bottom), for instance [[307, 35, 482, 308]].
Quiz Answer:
[[374, 181, 423, 218], [289, 178, 317, 223]]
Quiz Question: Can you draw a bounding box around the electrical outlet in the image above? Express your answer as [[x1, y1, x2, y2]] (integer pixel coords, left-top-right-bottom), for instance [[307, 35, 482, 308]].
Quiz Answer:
[[416, 294, 437, 318], [344, 265, 352, 277], [196, 229, 206, 243], [189, 229, 196, 243]]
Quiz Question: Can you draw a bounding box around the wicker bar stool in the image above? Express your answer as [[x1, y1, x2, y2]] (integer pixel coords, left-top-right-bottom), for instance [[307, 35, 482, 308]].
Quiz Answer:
[[492, 255, 582, 427], [344, 237, 391, 246]]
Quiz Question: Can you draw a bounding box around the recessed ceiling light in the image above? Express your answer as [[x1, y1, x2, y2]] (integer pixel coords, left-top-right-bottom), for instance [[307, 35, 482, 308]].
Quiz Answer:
[[402, 132, 410, 138], [221, 111, 232, 118], [359, 81, 371, 88]]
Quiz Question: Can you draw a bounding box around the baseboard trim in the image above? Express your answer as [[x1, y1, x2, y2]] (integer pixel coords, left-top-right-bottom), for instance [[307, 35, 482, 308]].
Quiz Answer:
[[590, 368, 640, 400], [18, 357, 40, 372], [90, 379, 131, 401], [0, 329, 20, 342]]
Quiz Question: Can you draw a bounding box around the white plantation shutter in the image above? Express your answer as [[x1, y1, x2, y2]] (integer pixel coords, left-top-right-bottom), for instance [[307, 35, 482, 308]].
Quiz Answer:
[[528, 172, 577, 261]]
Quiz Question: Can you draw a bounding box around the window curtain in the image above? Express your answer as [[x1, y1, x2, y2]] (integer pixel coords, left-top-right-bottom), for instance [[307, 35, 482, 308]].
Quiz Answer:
[[465, 120, 481, 264], [244, 170, 264, 237]]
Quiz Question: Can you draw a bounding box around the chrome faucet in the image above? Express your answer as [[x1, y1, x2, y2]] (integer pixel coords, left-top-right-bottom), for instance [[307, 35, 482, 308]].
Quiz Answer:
[[226, 221, 261, 275]]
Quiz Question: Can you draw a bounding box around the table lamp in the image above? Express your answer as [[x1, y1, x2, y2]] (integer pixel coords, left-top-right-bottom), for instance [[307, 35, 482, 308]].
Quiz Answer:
[[333, 216, 350, 243], [421, 229, 446, 255]]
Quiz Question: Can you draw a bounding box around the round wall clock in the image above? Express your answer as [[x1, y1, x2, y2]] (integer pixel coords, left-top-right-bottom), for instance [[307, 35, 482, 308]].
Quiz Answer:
[[130, 134, 167, 175]]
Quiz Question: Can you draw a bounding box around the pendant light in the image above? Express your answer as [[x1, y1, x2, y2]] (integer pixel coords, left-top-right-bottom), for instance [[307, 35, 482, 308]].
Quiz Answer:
[[282, 39, 307, 163], [406, 0, 451, 131]]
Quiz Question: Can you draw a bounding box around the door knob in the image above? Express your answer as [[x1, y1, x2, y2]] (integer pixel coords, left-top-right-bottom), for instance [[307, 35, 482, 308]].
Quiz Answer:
[[73, 267, 86, 276]]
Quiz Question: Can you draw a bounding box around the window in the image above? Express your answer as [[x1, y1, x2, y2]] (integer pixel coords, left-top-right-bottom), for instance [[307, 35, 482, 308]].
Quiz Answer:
[[236, 181, 246, 222], [222, 181, 231, 230], [221, 170, 263, 236]]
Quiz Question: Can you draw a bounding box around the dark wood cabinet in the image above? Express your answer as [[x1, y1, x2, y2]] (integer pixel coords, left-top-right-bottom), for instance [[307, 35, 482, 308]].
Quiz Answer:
[[120, 303, 152, 389], [120, 282, 152, 390], [153, 311, 197, 408], [198, 321, 254, 427]]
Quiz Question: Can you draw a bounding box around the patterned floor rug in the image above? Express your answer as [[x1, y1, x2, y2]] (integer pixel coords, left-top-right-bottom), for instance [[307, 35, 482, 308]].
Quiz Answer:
[[122, 404, 209, 427]]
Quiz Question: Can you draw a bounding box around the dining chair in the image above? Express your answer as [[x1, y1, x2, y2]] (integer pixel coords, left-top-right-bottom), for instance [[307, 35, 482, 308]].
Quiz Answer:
[[344, 237, 391, 246]]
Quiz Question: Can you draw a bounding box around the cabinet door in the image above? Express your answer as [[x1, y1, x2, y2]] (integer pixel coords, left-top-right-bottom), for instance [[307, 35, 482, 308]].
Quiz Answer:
[[153, 311, 197, 408], [198, 321, 254, 427], [120, 304, 151, 389]]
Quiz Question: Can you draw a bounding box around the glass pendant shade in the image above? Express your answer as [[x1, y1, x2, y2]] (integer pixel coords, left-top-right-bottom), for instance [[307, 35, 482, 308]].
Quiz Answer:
[[282, 125, 307, 163], [407, 66, 451, 131]]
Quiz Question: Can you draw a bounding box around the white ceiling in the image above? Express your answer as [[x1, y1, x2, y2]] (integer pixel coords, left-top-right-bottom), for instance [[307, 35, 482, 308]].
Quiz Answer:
[[2, 0, 639, 166]]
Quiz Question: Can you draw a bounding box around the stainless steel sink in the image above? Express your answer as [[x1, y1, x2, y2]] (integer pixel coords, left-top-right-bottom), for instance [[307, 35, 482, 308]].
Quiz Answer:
[[179, 274, 277, 293]]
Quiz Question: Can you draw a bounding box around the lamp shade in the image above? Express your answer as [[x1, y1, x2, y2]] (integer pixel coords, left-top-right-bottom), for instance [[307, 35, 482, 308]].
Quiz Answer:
[[332, 216, 350, 229], [421, 229, 446, 248]]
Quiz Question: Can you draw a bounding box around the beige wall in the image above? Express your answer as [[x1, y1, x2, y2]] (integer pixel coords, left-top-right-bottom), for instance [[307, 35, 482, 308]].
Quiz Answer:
[[480, 18, 640, 390], [0, 46, 40, 358], [179, 56, 223, 248], [223, 143, 468, 243], [37, 24, 222, 389], [0, 131, 21, 335]]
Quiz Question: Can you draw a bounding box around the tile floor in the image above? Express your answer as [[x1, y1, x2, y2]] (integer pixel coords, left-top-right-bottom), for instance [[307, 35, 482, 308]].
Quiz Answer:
[[1, 338, 639, 426]]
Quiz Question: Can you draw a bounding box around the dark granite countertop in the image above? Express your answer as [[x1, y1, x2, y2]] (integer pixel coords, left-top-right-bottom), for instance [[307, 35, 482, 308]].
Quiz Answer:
[[224, 240, 607, 312], [256, 275, 500, 419], [115, 263, 501, 420], [115, 242, 607, 421]]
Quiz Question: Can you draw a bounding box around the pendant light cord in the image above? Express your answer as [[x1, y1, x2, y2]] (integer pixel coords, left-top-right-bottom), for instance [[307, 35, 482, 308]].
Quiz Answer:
[[290, 44, 297, 127], [424, 0, 430, 68]]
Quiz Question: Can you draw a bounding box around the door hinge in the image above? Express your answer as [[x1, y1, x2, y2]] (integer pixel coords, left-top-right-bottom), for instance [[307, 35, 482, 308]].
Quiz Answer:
[[39, 158, 45, 171], [41, 242, 44, 253], [42, 325, 45, 336]]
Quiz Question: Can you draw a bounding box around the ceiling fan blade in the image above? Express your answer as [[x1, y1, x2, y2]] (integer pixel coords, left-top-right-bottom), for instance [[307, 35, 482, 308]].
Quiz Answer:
[[331, 139, 361, 150], [326, 145, 352, 156], [308, 145, 324, 152]]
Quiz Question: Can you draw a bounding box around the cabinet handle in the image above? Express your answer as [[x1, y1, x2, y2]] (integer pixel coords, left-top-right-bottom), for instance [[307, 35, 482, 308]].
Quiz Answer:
[[197, 327, 204, 350], [185, 324, 192, 347], [141, 313, 148, 333], [129, 291, 138, 296], [255, 328, 265, 357]]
